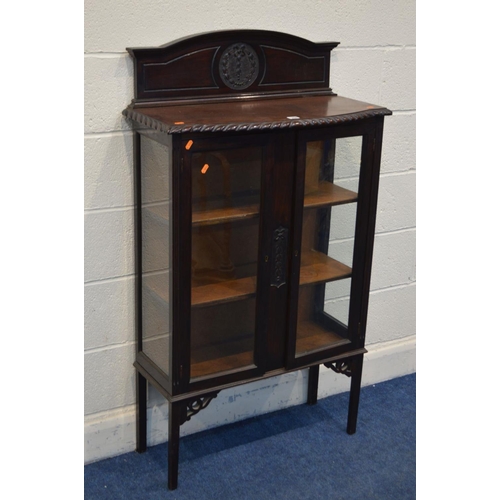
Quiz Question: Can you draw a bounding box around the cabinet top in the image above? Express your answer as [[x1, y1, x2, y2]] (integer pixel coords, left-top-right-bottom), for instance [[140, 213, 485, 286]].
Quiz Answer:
[[123, 95, 391, 134]]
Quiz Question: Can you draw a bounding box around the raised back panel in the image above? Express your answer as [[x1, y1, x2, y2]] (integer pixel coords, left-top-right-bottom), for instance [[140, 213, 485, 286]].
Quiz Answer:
[[127, 30, 339, 104]]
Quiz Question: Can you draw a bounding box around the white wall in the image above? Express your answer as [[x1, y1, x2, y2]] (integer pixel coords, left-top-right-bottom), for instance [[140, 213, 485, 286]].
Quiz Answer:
[[84, 0, 416, 464]]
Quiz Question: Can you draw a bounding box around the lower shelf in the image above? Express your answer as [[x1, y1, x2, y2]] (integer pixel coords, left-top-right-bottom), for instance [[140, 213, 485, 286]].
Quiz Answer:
[[191, 334, 254, 379], [296, 319, 350, 356], [190, 320, 350, 379], [191, 351, 254, 379]]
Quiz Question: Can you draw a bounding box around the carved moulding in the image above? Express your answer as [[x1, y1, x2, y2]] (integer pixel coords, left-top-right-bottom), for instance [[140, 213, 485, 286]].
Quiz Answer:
[[123, 107, 392, 135]]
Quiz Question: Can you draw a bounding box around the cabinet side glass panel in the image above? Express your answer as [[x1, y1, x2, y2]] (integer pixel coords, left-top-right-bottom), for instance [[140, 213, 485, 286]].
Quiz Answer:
[[190, 147, 262, 380], [140, 135, 172, 376], [296, 137, 361, 357]]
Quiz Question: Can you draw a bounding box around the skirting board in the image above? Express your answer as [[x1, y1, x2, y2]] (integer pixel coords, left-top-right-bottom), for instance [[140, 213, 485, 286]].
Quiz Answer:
[[85, 335, 416, 465]]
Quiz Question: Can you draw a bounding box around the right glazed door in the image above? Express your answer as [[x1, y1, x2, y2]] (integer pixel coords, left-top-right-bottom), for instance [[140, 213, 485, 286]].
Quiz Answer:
[[288, 125, 373, 368]]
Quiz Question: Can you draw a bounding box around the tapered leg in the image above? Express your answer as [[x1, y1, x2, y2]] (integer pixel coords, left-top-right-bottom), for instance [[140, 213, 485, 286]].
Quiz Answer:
[[347, 355, 364, 435], [168, 401, 182, 490], [307, 365, 320, 405], [136, 371, 147, 453]]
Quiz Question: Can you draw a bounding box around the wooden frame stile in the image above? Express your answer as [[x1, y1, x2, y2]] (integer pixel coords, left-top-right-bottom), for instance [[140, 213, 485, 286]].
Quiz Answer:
[[133, 131, 147, 454], [262, 131, 296, 373], [172, 133, 191, 397], [122, 30, 391, 490], [253, 132, 274, 374], [345, 117, 386, 434], [167, 133, 189, 490]]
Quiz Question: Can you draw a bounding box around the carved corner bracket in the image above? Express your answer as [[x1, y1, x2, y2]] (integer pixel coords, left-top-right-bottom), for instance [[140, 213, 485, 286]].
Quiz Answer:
[[180, 391, 220, 426], [324, 360, 352, 378]]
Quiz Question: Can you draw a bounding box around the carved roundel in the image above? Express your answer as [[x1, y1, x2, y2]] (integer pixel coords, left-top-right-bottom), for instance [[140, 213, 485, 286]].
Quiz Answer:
[[219, 43, 259, 90]]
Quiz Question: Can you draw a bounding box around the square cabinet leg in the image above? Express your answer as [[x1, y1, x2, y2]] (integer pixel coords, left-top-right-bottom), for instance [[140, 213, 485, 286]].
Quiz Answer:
[[136, 371, 147, 453], [347, 354, 364, 435], [307, 365, 319, 405], [168, 401, 182, 490]]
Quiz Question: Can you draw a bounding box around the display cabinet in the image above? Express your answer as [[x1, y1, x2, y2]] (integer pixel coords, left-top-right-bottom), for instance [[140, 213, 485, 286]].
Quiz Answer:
[[123, 30, 391, 490]]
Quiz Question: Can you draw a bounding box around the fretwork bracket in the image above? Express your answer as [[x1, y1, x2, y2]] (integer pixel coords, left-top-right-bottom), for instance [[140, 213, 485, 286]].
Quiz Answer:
[[179, 391, 220, 426], [324, 360, 352, 378]]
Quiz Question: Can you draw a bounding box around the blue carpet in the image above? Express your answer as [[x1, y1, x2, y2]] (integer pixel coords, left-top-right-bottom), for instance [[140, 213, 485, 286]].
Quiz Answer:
[[85, 373, 415, 499]]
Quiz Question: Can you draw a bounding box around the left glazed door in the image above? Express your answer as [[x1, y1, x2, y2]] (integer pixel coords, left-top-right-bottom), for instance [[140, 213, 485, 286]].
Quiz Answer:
[[179, 134, 271, 390]]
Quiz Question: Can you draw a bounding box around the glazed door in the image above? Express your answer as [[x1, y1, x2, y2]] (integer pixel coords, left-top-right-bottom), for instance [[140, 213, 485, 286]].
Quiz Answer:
[[287, 124, 378, 368], [179, 134, 274, 391]]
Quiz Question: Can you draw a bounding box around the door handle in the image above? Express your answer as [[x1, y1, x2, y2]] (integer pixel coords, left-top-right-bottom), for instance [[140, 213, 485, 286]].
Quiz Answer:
[[270, 226, 288, 288]]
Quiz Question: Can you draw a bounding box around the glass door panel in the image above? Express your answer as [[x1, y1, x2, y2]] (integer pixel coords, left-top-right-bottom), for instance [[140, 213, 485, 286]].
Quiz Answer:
[[296, 137, 362, 357], [189, 146, 262, 380]]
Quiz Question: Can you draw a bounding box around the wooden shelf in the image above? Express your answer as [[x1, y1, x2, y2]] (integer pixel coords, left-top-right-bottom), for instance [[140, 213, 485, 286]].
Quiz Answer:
[[190, 181, 357, 227], [146, 252, 350, 309], [143, 182, 356, 228], [304, 181, 357, 209], [191, 351, 254, 379], [191, 334, 254, 379], [299, 250, 352, 286], [191, 274, 258, 307], [296, 319, 350, 356], [191, 251, 350, 308], [192, 195, 260, 227]]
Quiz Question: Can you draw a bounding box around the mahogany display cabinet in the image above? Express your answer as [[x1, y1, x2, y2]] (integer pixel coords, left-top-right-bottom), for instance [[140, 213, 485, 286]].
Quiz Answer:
[[123, 30, 391, 490]]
